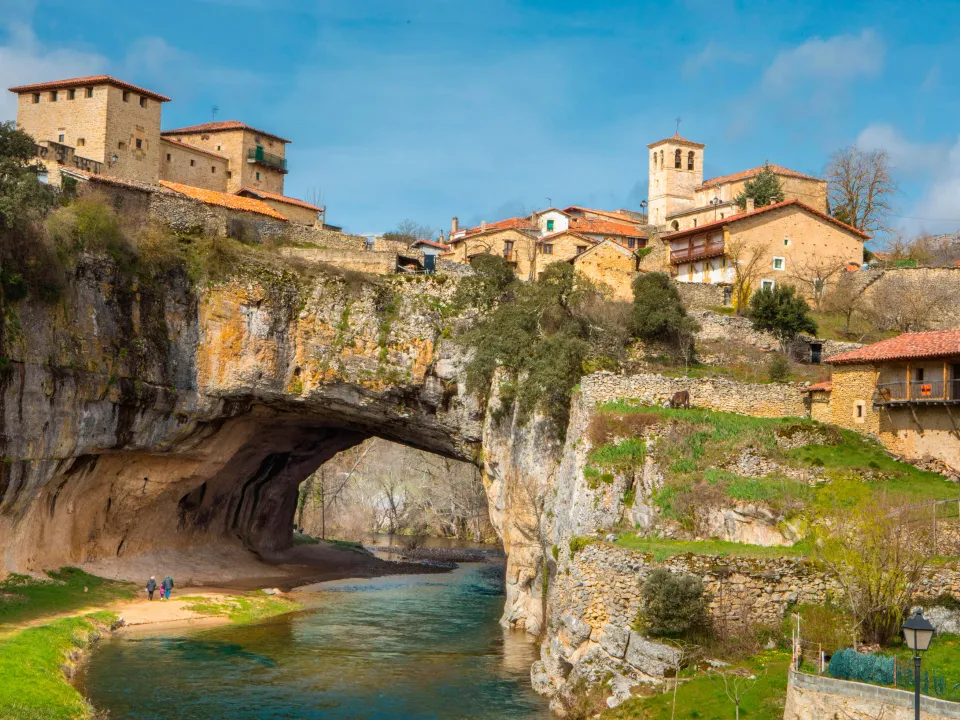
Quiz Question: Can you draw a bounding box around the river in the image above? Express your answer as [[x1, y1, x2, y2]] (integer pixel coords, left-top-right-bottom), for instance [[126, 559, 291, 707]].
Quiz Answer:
[[77, 562, 551, 719]]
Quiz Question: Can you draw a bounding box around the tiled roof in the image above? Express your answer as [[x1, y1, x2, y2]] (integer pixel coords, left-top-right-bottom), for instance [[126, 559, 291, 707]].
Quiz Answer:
[[159, 181, 288, 220], [60, 168, 173, 194], [161, 136, 228, 160], [845, 262, 861, 272], [663, 199, 871, 241], [411, 238, 451, 250], [236, 187, 320, 212], [562, 206, 645, 224], [698, 164, 820, 190], [648, 133, 706, 148], [8, 75, 171, 102], [162, 121, 291, 144], [569, 216, 646, 237], [825, 330, 960, 365], [571, 238, 635, 263], [801, 381, 833, 393], [456, 217, 537, 238]]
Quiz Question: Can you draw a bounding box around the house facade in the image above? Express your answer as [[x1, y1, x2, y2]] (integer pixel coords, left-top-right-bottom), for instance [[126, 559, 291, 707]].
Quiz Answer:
[[665, 199, 868, 298], [571, 240, 639, 301], [810, 330, 960, 472]]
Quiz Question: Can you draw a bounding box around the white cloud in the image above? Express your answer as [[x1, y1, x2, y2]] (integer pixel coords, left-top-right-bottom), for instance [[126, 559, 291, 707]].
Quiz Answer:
[[0, 23, 107, 120], [855, 123, 947, 176], [681, 42, 750, 77], [762, 29, 884, 91], [906, 137, 960, 236]]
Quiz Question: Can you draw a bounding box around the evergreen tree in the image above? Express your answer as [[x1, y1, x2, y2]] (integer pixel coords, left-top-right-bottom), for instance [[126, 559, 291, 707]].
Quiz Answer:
[[734, 163, 785, 210], [748, 284, 817, 352]]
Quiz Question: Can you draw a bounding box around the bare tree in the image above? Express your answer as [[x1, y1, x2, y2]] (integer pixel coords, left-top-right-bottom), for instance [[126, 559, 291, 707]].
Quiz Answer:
[[864, 272, 955, 333], [383, 219, 436, 245], [725, 235, 768, 315], [824, 275, 869, 337], [787, 254, 851, 309], [825, 146, 899, 237], [667, 641, 700, 720], [708, 668, 764, 720]]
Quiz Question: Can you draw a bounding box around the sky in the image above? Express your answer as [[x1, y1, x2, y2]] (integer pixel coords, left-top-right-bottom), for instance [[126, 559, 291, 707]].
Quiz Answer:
[[1, 0, 959, 240]]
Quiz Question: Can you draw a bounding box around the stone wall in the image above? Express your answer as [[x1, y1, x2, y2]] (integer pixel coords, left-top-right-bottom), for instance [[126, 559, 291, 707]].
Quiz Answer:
[[858, 267, 960, 330], [580, 371, 808, 418], [278, 247, 397, 274], [785, 670, 960, 720], [676, 281, 729, 310]]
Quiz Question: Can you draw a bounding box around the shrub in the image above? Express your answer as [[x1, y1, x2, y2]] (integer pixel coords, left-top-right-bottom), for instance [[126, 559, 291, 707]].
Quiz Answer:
[[767, 353, 790, 382], [734, 163, 785, 210], [569, 536, 593, 559], [640, 568, 708, 637], [748, 285, 817, 352], [631, 272, 700, 342], [828, 648, 894, 685]]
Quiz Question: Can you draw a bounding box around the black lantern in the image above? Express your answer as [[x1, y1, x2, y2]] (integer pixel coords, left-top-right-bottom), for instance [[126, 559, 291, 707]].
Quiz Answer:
[[902, 610, 935, 720]]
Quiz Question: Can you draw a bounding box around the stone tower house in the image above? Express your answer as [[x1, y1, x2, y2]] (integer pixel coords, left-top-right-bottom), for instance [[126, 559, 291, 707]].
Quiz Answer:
[[647, 134, 705, 227]]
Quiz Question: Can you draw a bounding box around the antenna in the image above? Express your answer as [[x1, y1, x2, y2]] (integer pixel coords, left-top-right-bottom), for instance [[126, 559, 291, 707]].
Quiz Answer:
[[674, 116, 682, 135], [212, 105, 219, 121], [545, 197, 552, 208]]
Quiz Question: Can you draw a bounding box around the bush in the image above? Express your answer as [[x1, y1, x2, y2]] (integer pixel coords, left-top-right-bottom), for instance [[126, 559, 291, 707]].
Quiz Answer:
[[749, 285, 817, 351], [640, 568, 708, 637], [767, 353, 790, 382], [631, 272, 699, 342], [828, 648, 894, 685]]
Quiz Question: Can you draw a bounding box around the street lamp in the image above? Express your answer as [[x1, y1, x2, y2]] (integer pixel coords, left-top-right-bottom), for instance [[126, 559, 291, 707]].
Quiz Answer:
[[710, 196, 722, 221], [903, 610, 935, 720], [640, 200, 648, 223]]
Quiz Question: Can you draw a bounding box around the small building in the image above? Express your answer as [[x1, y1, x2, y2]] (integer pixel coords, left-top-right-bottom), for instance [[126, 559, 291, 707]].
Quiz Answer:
[[571, 239, 639, 301], [664, 199, 869, 298], [235, 187, 322, 226], [161, 121, 290, 195], [160, 137, 229, 192], [9, 75, 171, 185], [811, 330, 960, 471]]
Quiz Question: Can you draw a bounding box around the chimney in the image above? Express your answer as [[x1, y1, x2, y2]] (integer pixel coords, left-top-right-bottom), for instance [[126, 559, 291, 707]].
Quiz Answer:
[[481, 220, 486, 230], [451, 216, 459, 234], [745, 198, 755, 213], [438, 230, 445, 242]]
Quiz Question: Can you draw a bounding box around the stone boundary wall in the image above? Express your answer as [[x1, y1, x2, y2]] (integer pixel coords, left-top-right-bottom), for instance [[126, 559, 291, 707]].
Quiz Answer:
[[278, 247, 397, 274], [675, 281, 728, 310], [785, 670, 960, 719], [556, 544, 836, 633], [580, 371, 807, 418]]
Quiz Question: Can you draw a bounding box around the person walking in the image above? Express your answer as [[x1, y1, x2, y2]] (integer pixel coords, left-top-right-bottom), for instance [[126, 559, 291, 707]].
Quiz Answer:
[[146, 576, 157, 601], [161, 576, 174, 600]]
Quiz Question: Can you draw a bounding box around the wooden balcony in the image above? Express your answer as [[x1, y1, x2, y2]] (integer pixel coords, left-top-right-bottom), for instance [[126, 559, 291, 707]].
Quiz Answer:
[[874, 380, 960, 405], [502, 250, 517, 263], [669, 239, 725, 264]]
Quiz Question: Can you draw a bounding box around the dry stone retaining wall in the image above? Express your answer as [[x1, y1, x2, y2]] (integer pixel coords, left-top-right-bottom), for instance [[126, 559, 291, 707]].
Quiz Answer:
[[580, 371, 807, 418]]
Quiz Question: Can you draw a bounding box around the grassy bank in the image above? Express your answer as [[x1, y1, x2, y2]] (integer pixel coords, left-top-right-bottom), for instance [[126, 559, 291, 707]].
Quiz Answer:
[[614, 536, 808, 561], [0, 567, 136, 629], [0, 611, 117, 720], [180, 593, 301, 624], [601, 650, 791, 720]]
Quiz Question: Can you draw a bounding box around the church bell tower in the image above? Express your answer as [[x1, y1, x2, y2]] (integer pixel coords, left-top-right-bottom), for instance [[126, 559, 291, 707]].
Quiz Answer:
[[647, 133, 706, 228]]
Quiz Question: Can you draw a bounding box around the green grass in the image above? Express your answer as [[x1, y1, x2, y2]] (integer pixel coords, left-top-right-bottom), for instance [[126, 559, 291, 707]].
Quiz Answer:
[[326, 538, 368, 553], [588, 437, 647, 470], [809, 310, 898, 345], [180, 593, 301, 624], [291, 532, 320, 546], [614, 536, 807, 561], [0, 612, 116, 720], [601, 650, 791, 720], [0, 568, 136, 629]]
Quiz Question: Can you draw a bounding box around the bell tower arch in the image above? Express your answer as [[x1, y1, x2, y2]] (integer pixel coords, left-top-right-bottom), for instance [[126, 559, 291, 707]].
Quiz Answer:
[[647, 133, 705, 227]]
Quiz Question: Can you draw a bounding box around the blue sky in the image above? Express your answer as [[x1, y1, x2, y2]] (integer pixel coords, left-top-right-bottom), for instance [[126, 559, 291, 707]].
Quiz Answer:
[[1, 0, 959, 240]]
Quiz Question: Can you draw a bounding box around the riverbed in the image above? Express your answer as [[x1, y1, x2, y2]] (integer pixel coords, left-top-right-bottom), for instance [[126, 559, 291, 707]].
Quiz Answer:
[[77, 562, 551, 719]]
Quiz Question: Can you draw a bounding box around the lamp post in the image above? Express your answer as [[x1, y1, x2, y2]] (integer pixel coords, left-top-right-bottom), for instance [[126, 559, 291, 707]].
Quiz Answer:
[[903, 610, 935, 720], [640, 200, 648, 224], [710, 196, 722, 221]]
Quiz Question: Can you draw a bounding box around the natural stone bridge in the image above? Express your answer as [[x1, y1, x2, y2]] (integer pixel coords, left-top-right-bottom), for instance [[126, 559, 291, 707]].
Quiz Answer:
[[1, 257, 551, 630]]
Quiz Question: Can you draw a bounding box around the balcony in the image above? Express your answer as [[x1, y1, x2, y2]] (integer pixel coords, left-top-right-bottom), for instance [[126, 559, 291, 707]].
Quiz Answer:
[[670, 239, 725, 264], [72, 155, 102, 174], [874, 380, 960, 405], [502, 249, 517, 263], [247, 146, 288, 173]]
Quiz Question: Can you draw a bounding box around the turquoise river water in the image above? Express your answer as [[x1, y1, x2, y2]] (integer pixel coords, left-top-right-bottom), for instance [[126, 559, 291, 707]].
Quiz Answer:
[[77, 562, 552, 719]]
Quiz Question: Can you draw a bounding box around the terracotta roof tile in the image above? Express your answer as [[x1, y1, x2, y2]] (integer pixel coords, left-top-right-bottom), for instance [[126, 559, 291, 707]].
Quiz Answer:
[[9, 75, 171, 102], [458, 217, 537, 237], [161, 136, 228, 160], [411, 238, 451, 250], [801, 381, 833, 393], [562, 206, 646, 224], [159, 181, 287, 220], [162, 121, 290, 144], [569, 217, 646, 237], [698, 164, 820, 189], [825, 330, 960, 365], [236, 187, 320, 212], [663, 199, 870, 241], [648, 133, 706, 148], [60, 168, 172, 193]]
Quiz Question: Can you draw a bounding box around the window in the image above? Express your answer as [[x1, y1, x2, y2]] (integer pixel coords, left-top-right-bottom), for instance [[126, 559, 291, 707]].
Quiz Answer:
[[226, 171, 232, 179], [915, 368, 925, 382], [857, 405, 864, 418], [216, 145, 221, 151], [32, 93, 40, 104], [139, 96, 147, 108], [122, 91, 130, 102], [58, 134, 65, 143], [687, 151, 694, 170], [674, 149, 682, 168], [77, 138, 85, 147], [50, 91, 58, 102], [118, 141, 126, 150], [773, 256, 785, 271], [784, 238, 791, 246], [855, 401, 866, 422], [256, 171, 261, 181], [627, 238, 636, 249], [720, 213, 725, 219], [190, 159, 195, 167], [546, 219, 554, 231], [85, 87, 94, 98], [761, 279, 775, 291], [660, 149, 664, 169], [135, 138, 143, 150], [671, 220, 680, 230], [166, 153, 171, 161], [542, 243, 553, 255], [211, 166, 216, 173], [693, 219, 697, 227], [576, 245, 587, 255], [67, 89, 76, 100]]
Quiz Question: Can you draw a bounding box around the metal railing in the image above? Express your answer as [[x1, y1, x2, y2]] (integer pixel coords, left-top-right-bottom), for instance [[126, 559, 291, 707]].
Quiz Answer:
[[247, 146, 288, 173], [874, 380, 960, 403], [502, 250, 516, 262], [669, 239, 725, 264]]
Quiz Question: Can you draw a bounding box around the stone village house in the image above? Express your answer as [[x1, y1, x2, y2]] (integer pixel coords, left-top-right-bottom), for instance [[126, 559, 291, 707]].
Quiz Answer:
[[804, 330, 960, 472], [8, 75, 326, 227]]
